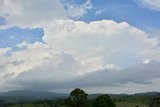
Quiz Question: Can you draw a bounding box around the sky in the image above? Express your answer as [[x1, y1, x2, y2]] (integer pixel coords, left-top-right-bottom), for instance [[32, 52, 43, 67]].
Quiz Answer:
[[0, 0, 160, 94]]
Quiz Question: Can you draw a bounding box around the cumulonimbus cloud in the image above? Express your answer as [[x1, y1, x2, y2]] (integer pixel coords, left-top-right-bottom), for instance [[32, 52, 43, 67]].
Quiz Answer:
[[0, 20, 160, 93]]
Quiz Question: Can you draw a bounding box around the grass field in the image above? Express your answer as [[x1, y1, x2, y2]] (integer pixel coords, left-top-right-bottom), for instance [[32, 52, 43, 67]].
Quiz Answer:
[[116, 102, 148, 107], [115, 95, 150, 107]]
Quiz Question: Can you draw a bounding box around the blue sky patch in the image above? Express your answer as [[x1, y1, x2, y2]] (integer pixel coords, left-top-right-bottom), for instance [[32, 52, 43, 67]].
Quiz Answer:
[[0, 0, 160, 48], [0, 16, 7, 26], [0, 27, 44, 48], [79, 0, 160, 31]]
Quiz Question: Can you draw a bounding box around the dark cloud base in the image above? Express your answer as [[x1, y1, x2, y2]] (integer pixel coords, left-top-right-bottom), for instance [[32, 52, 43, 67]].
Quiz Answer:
[[12, 60, 160, 91]]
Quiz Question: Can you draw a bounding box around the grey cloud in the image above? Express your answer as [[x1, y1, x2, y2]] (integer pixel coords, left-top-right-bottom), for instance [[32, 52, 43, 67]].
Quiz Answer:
[[12, 60, 160, 91]]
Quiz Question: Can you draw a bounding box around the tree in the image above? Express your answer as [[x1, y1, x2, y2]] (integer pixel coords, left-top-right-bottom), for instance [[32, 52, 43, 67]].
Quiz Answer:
[[93, 94, 116, 107], [65, 88, 88, 107]]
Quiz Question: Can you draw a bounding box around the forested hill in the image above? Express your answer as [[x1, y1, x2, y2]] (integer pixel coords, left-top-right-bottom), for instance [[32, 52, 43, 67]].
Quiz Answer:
[[0, 90, 159, 101], [0, 90, 69, 101]]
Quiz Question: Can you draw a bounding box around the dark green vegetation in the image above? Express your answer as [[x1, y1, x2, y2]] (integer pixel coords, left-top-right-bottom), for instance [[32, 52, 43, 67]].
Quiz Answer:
[[65, 88, 88, 107], [93, 95, 116, 107], [0, 89, 159, 107]]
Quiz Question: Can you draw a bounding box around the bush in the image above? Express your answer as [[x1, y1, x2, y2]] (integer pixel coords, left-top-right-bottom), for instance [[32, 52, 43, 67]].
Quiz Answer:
[[92, 94, 116, 107]]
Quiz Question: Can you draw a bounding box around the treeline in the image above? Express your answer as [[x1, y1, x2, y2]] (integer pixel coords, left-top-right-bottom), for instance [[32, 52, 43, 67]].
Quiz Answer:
[[64, 88, 116, 107], [5, 88, 116, 107]]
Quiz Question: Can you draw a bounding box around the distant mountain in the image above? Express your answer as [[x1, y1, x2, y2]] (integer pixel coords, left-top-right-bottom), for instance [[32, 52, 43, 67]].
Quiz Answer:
[[0, 90, 68, 97], [134, 92, 160, 96], [0, 90, 159, 101], [0, 90, 69, 101], [88, 92, 160, 99]]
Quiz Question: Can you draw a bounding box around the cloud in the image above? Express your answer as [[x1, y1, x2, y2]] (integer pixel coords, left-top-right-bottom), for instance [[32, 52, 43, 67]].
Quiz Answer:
[[66, 0, 92, 18], [80, 60, 160, 87], [0, 0, 67, 27], [43, 20, 160, 67], [0, 0, 159, 93], [0, 20, 160, 93], [95, 9, 107, 15], [0, 0, 92, 28], [0, 41, 84, 90], [0, 47, 11, 56], [137, 0, 160, 11], [143, 59, 150, 64], [13, 60, 160, 93]]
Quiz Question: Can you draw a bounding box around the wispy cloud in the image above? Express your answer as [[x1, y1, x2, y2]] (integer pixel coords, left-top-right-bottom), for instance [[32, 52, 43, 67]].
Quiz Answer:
[[95, 9, 107, 15], [136, 0, 160, 11]]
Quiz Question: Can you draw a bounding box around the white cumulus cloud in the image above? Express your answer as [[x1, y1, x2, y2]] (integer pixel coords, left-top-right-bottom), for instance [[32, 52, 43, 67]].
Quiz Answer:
[[43, 20, 160, 67]]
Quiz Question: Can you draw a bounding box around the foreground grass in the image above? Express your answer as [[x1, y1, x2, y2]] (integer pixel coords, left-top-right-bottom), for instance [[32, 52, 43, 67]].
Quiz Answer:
[[115, 95, 150, 107], [116, 102, 148, 107], [10, 102, 149, 107]]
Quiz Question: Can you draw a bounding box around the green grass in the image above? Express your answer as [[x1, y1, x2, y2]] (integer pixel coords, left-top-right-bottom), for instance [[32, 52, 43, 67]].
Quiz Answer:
[[116, 101, 148, 107], [115, 96, 150, 107]]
